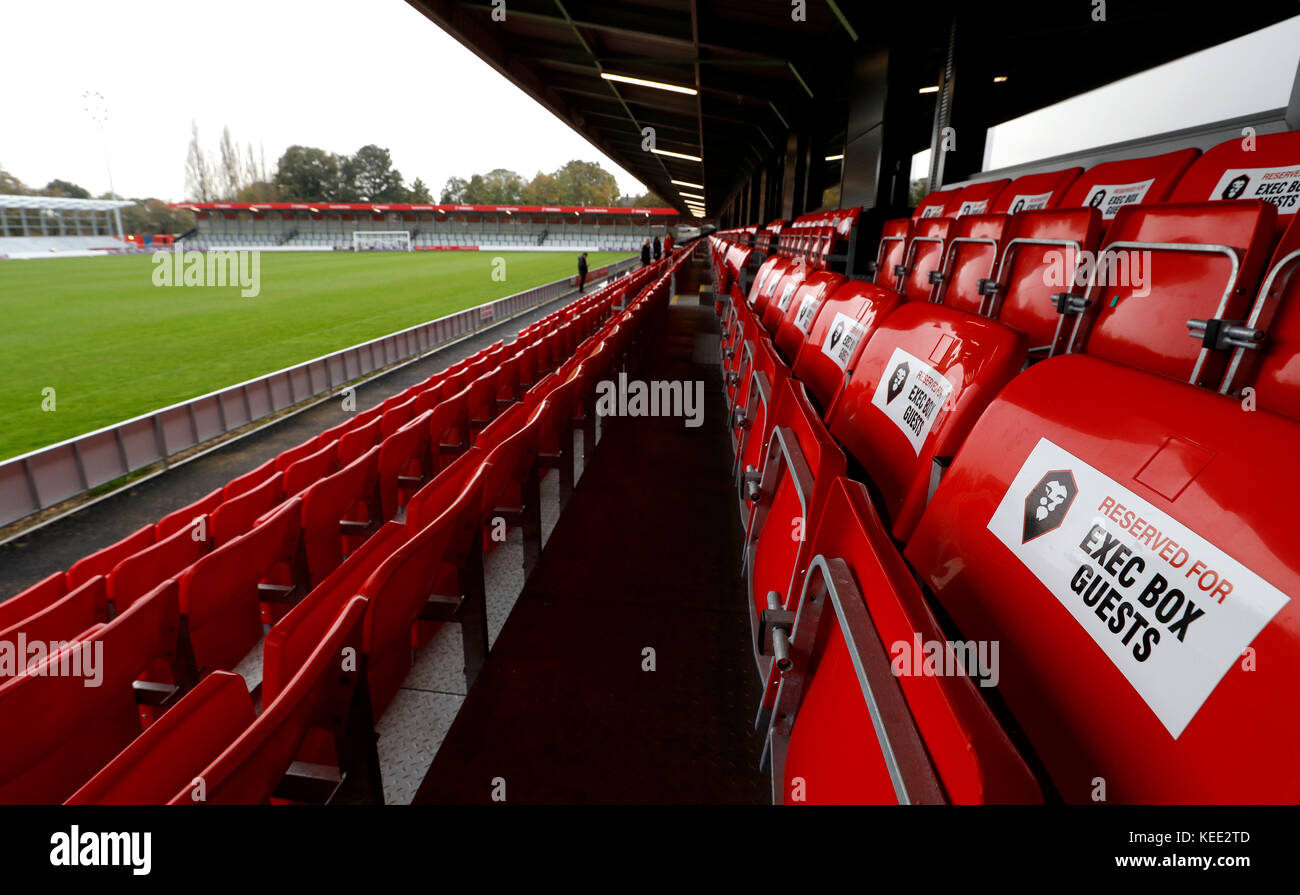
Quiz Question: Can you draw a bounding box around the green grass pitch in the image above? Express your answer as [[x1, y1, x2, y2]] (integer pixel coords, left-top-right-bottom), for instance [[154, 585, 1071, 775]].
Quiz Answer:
[[0, 250, 631, 461]]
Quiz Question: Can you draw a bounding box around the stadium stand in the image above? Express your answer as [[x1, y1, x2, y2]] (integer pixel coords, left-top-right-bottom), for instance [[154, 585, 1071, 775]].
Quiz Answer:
[[705, 127, 1300, 803], [174, 204, 676, 253], [0, 249, 686, 803]]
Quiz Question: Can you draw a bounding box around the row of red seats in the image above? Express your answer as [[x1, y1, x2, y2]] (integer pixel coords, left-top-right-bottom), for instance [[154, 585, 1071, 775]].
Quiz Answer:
[[708, 135, 1299, 803], [0, 254, 686, 803]]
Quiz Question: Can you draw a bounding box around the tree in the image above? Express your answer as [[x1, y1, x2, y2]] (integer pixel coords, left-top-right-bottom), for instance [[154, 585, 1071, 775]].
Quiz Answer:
[[273, 145, 340, 201], [121, 198, 196, 236], [218, 126, 243, 200], [0, 165, 29, 195], [619, 191, 667, 208], [184, 121, 215, 202], [908, 178, 928, 208], [522, 171, 563, 205], [554, 160, 619, 206], [440, 176, 468, 203], [235, 181, 278, 202], [44, 179, 91, 199], [462, 168, 525, 204], [349, 144, 405, 202], [408, 178, 431, 203]]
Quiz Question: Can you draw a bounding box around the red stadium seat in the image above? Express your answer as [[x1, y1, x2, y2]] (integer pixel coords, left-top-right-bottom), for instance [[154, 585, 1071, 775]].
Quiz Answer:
[[1058, 148, 1200, 219], [760, 263, 810, 334], [733, 336, 792, 522], [987, 168, 1081, 214], [766, 477, 1041, 804], [211, 471, 284, 545], [1066, 199, 1277, 386], [302, 445, 382, 586], [66, 524, 155, 590], [283, 439, 339, 497], [378, 411, 433, 520], [222, 457, 276, 501], [337, 415, 383, 467], [359, 467, 487, 716], [67, 670, 256, 805], [0, 572, 68, 632], [772, 270, 846, 362], [743, 378, 846, 724], [1168, 130, 1300, 233], [790, 280, 902, 417], [0, 575, 109, 673], [180, 596, 374, 805], [156, 487, 222, 539], [0, 578, 187, 803], [905, 353, 1300, 802], [108, 516, 214, 611], [827, 302, 1027, 540], [179, 497, 303, 675], [1223, 215, 1300, 417], [985, 206, 1105, 355]]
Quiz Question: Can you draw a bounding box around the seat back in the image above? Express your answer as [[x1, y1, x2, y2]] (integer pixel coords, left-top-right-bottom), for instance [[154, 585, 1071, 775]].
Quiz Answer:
[[378, 410, 433, 519], [179, 497, 303, 674], [337, 415, 383, 467], [898, 217, 953, 301], [1059, 148, 1200, 220], [156, 487, 223, 539], [211, 471, 284, 545], [748, 255, 796, 319], [0, 572, 68, 632], [930, 213, 1007, 312], [283, 439, 338, 497], [361, 466, 486, 715], [941, 179, 1011, 218], [773, 271, 845, 362], [0, 576, 109, 669], [828, 302, 1027, 539], [1229, 216, 1300, 417], [790, 280, 901, 417], [988, 168, 1083, 214], [222, 457, 276, 501], [905, 353, 1300, 802], [760, 263, 810, 334], [109, 516, 213, 610], [302, 445, 381, 585], [1067, 200, 1277, 387], [1169, 131, 1300, 234], [66, 525, 155, 590], [990, 207, 1104, 354]]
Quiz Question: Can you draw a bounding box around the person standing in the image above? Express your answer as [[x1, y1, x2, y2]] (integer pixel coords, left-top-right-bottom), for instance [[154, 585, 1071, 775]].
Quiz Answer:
[[641, 239, 651, 267], [577, 252, 589, 293], [663, 232, 674, 255], [653, 235, 662, 261]]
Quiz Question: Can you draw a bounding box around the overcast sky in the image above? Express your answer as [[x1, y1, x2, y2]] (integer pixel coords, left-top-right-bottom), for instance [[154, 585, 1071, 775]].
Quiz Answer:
[[2, 4, 1298, 202], [0, 0, 652, 202]]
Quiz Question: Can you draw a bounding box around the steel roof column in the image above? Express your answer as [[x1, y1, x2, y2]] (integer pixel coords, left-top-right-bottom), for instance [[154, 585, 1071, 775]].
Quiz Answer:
[[839, 40, 915, 215], [781, 131, 810, 221]]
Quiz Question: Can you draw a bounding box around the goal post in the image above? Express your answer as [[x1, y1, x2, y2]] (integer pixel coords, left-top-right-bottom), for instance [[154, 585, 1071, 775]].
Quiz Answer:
[[352, 230, 412, 252]]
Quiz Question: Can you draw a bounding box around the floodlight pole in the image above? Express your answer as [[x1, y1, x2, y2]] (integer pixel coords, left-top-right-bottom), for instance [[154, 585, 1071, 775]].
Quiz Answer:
[[82, 90, 125, 240]]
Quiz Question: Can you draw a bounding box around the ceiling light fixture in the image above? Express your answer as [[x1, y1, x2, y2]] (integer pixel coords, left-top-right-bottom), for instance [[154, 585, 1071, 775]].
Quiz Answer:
[[652, 147, 703, 162], [600, 72, 697, 95]]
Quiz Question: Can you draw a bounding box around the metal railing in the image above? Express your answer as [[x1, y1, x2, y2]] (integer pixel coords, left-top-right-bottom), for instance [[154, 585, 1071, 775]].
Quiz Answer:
[[0, 258, 636, 529]]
